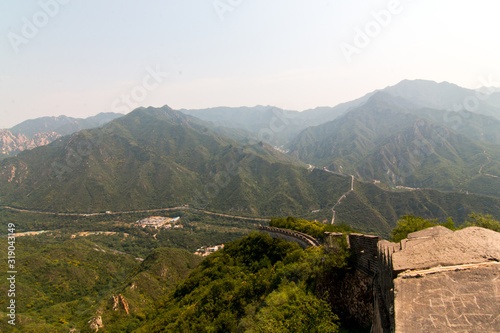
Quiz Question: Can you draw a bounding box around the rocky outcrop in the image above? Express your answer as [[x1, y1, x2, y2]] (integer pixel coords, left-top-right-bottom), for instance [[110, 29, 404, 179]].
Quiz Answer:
[[0, 129, 61, 158], [1, 112, 122, 159], [112, 294, 130, 315], [88, 315, 103, 332], [119, 294, 130, 315]]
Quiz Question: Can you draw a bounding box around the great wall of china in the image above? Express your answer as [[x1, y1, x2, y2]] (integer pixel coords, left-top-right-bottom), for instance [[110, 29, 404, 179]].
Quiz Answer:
[[257, 225, 320, 248], [259, 225, 500, 332]]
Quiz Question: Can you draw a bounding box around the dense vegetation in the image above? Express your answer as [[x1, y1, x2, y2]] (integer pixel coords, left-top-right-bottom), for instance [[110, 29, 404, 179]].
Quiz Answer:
[[137, 232, 351, 333], [0, 208, 258, 256], [0, 215, 369, 332], [1, 207, 498, 331], [465, 213, 500, 231], [0, 208, 262, 332], [0, 235, 202, 332], [0, 106, 342, 217]]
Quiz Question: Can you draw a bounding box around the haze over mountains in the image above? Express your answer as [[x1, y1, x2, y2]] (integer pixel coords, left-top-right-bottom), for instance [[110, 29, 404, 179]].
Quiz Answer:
[[1, 79, 500, 236], [181, 80, 500, 146]]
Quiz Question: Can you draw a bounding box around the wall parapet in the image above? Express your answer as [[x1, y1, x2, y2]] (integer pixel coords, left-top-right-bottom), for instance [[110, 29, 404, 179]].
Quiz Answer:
[[323, 232, 395, 333], [347, 233, 380, 277]]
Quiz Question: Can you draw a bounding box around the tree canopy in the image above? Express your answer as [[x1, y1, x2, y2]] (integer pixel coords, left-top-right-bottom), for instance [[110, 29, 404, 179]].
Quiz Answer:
[[390, 213, 500, 243]]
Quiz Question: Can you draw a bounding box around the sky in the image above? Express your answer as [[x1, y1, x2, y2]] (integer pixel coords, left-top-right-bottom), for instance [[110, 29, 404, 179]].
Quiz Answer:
[[1, 0, 500, 128]]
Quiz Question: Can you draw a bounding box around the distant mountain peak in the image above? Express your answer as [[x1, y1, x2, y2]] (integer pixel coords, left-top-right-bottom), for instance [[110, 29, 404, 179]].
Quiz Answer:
[[355, 90, 418, 113], [1, 112, 123, 159]]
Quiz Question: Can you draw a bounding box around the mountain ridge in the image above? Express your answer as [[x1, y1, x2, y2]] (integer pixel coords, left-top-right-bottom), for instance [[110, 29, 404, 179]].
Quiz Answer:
[[2, 80, 500, 236], [0, 112, 123, 160], [287, 91, 500, 198]]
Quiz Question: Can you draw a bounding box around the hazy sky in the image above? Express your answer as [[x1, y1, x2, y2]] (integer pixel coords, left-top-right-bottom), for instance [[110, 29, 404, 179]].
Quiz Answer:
[[1, 0, 499, 128]]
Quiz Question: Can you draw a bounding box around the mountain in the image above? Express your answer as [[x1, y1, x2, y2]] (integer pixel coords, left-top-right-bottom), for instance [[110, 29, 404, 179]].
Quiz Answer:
[[85, 246, 203, 332], [180, 80, 500, 150], [0, 129, 61, 158], [381, 79, 500, 119], [288, 92, 418, 165], [136, 233, 345, 332], [3, 79, 500, 331], [9, 112, 123, 137], [180, 106, 306, 146], [1, 104, 500, 237], [287, 92, 500, 198], [476, 86, 499, 94], [0, 105, 344, 216], [181, 105, 299, 133], [334, 179, 500, 236], [405, 107, 500, 145], [179, 94, 374, 147], [486, 91, 500, 108], [0, 112, 123, 160]]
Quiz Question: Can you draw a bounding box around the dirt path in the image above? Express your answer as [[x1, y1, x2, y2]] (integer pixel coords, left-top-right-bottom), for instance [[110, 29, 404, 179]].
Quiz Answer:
[[478, 150, 499, 179], [323, 170, 355, 224]]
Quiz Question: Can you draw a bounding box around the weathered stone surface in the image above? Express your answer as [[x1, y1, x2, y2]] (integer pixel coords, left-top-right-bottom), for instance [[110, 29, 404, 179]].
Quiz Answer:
[[407, 225, 453, 239], [394, 262, 500, 332], [318, 269, 374, 329], [393, 227, 500, 271], [378, 239, 400, 253]]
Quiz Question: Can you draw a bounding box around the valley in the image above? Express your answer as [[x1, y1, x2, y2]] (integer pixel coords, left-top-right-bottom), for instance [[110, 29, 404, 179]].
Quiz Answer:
[[0, 205, 269, 222]]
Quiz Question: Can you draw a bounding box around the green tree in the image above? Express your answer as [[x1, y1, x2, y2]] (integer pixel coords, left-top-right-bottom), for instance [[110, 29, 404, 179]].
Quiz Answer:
[[137, 233, 346, 333], [465, 213, 500, 232], [390, 215, 455, 242], [245, 283, 339, 333]]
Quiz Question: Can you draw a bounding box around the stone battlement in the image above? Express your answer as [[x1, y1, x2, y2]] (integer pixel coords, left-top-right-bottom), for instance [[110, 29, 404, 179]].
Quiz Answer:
[[324, 227, 500, 333]]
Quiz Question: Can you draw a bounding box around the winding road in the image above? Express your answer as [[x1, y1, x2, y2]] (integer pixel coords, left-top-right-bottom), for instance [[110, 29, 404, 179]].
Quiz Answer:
[[0, 205, 270, 222]]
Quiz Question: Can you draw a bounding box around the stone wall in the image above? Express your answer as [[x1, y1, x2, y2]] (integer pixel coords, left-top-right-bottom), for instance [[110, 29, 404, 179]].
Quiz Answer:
[[324, 232, 397, 333], [283, 227, 500, 332], [323, 232, 343, 252], [372, 240, 398, 333], [324, 232, 381, 277], [369, 227, 499, 333], [346, 233, 380, 277]]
